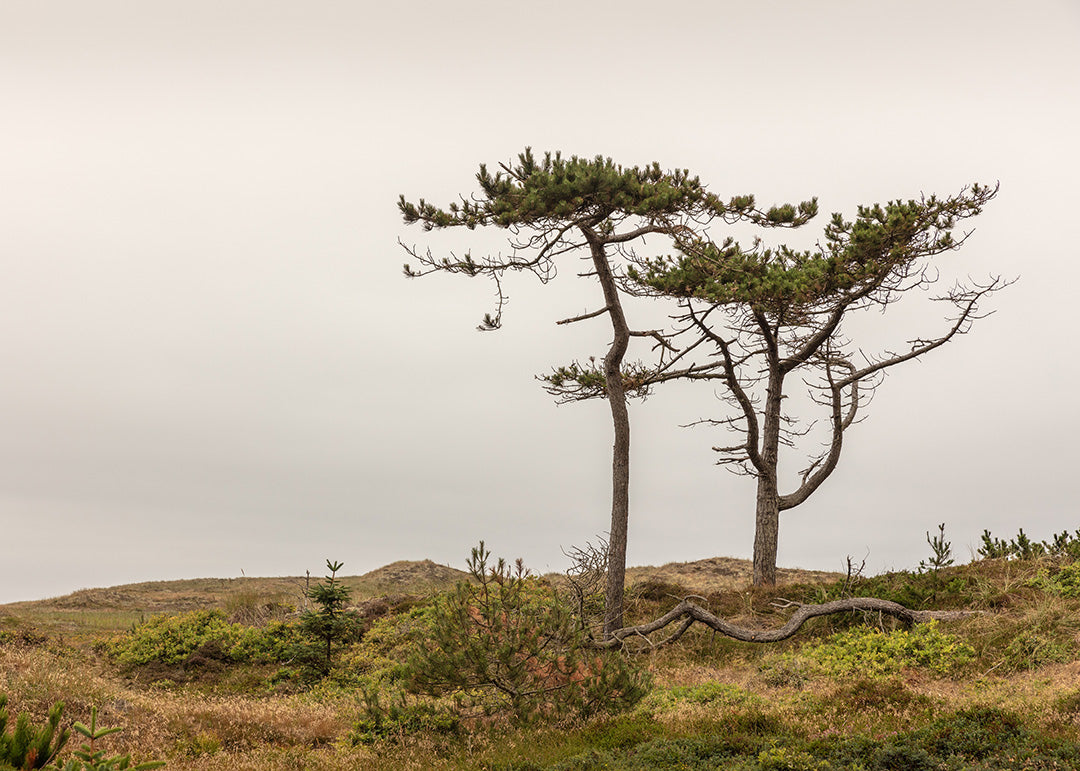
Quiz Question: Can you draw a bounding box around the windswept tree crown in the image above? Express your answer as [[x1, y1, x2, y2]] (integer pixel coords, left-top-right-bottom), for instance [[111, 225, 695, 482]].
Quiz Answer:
[[398, 147, 818, 632], [630, 183, 997, 318], [399, 148, 818, 233]]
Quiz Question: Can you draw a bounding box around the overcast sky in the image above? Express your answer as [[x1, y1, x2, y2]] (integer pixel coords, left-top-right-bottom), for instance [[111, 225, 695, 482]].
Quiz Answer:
[[1, 1, 1077, 604]]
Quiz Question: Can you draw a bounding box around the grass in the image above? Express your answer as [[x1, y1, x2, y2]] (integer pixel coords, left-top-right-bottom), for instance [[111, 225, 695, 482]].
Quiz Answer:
[[1, 554, 1079, 769]]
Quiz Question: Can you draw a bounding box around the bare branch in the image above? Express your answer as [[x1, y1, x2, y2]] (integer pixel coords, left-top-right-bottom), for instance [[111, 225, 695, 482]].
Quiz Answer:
[[556, 307, 610, 325], [629, 329, 678, 352], [836, 276, 1011, 389], [780, 355, 857, 509], [687, 304, 764, 472]]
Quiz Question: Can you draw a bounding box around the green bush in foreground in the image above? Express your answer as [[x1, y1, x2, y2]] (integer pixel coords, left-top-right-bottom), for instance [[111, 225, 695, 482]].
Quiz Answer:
[[348, 692, 460, 746], [762, 621, 974, 681], [538, 702, 1079, 770], [0, 694, 68, 769], [0, 697, 163, 771]]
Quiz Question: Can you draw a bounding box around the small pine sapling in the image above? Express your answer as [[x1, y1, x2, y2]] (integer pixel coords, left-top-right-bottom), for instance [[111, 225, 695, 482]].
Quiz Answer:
[[919, 523, 954, 575], [296, 560, 364, 680], [977, 527, 1080, 561], [47, 706, 165, 770], [0, 694, 69, 769]]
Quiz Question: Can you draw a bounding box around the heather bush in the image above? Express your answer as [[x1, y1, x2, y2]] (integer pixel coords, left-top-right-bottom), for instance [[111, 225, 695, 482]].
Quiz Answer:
[[106, 610, 298, 671], [761, 620, 974, 681]]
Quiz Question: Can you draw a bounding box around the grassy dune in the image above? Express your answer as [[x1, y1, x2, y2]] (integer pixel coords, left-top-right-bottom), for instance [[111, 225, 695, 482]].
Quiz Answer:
[[2, 555, 1079, 770]]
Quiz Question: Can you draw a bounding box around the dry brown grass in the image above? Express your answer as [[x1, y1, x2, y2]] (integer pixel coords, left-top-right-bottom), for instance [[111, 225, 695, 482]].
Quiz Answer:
[[0, 560, 470, 636], [0, 642, 357, 770], [625, 556, 841, 595], [1, 555, 830, 640], [3, 555, 1079, 770]]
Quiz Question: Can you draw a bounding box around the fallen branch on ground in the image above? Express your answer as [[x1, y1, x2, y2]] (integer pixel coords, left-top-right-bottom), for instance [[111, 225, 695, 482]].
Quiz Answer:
[[592, 597, 982, 649]]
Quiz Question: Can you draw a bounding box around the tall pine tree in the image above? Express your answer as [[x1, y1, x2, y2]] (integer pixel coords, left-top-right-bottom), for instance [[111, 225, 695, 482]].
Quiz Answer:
[[400, 149, 815, 633]]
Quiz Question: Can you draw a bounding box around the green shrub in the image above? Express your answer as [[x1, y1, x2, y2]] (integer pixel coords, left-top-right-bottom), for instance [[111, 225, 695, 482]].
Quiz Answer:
[[227, 621, 300, 664], [579, 712, 664, 751], [764, 621, 973, 680], [756, 746, 827, 771], [107, 611, 237, 667], [1031, 562, 1080, 597], [348, 690, 459, 745], [107, 610, 301, 676], [1002, 630, 1074, 670], [918, 705, 1026, 760], [870, 738, 935, 771]]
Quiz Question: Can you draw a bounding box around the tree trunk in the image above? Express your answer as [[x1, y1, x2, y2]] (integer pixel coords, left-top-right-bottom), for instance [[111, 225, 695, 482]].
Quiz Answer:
[[604, 375, 630, 636], [585, 231, 631, 638], [753, 361, 784, 587], [753, 475, 780, 587]]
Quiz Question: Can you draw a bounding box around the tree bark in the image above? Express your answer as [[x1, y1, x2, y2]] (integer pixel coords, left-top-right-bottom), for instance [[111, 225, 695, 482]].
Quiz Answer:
[[584, 230, 632, 638], [753, 358, 784, 587], [753, 476, 780, 588]]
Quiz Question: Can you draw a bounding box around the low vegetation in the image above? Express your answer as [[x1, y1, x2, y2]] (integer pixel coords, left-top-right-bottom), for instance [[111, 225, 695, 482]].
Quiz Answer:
[[1, 526, 1079, 770]]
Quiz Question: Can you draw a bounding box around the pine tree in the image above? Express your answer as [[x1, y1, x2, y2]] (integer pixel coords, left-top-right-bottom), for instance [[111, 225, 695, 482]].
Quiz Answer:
[[0, 695, 68, 769], [296, 560, 363, 680], [627, 184, 1007, 585], [400, 148, 815, 634]]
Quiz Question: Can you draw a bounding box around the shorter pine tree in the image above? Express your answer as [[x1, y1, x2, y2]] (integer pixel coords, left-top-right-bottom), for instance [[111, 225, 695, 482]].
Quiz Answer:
[[295, 560, 363, 681], [0, 694, 68, 769], [403, 543, 649, 724]]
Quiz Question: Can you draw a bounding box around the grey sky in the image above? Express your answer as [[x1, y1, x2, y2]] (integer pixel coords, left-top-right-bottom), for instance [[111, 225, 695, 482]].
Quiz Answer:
[[1, 1, 1077, 603]]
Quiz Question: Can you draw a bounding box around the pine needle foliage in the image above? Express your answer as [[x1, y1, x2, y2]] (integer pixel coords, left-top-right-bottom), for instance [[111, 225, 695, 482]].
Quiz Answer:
[[630, 184, 997, 315], [919, 523, 955, 574], [623, 183, 1006, 587], [402, 543, 649, 724], [978, 528, 1080, 561], [399, 148, 815, 237], [295, 560, 364, 681], [0, 694, 69, 770]]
